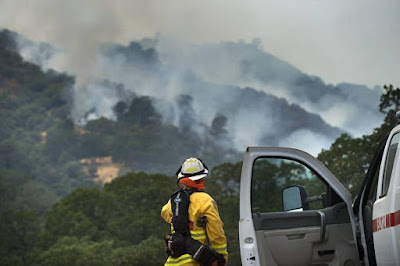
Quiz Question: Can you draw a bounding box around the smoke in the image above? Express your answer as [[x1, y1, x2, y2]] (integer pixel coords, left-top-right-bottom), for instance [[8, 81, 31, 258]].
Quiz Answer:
[[232, 109, 274, 149], [11, 28, 383, 155], [153, 38, 384, 137], [5, 0, 122, 87], [16, 31, 382, 140], [72, 81, 135, 125], [2, 0, 400, 88], [84, 37, 343, 153], [17, 40, 55, 71], [279, 129, 333, 157]]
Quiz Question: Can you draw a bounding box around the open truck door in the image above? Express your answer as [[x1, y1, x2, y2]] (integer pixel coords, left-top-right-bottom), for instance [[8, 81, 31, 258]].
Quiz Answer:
[[239, 147, 360, 266]]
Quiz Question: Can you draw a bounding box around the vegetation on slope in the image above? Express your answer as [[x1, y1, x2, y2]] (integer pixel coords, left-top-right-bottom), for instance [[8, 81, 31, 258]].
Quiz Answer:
[[1, 28, 399, 265]]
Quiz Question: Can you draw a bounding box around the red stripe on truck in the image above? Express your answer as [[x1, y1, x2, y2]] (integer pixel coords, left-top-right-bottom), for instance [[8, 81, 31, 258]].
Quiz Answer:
[[372, 210, 400, 233]]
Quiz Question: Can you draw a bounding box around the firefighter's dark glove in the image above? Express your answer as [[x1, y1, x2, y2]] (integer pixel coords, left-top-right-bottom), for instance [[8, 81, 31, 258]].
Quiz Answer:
[[211, 253, 225, 266]]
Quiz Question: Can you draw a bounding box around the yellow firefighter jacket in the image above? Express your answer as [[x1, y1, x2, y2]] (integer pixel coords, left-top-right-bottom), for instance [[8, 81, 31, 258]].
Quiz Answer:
[[161, 191, 228, 265]]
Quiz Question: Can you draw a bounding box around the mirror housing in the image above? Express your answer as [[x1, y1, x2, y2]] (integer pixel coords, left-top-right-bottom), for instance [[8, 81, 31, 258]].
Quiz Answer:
[[282, 185, 309, 211]]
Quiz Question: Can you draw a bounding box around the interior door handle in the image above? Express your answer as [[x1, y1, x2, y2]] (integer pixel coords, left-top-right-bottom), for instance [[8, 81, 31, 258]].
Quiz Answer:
[[317, 211, 326, 243]]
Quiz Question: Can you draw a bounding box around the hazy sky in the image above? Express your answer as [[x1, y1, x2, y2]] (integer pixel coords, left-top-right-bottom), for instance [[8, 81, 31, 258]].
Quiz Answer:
[[1, 0, 399, 88]]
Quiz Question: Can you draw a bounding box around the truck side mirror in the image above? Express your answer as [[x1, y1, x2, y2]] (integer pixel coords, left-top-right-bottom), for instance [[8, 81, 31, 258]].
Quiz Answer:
[[282, 186, 309, 211]]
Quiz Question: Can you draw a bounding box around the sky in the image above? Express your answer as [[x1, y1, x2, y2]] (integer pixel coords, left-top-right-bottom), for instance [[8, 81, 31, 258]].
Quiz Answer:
[[1, 0, 399, 88]]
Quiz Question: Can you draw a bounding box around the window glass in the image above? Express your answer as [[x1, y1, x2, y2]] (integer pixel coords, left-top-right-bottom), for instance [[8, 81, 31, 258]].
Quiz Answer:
[[251, 157, 327, 213], [368, 161, 380, 201], [382, 133, 400, 196]]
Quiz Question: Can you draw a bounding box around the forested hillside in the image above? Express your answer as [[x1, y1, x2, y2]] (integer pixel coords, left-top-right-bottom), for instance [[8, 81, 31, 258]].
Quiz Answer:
[[0, 29, 92, 214], [20, 31, 352, 155], [0, 29, 241, 214], [1, 163, 243, 265], [0, 28, 347, 215], [1, 26, 398, 265], [0, 28, 242, 264]]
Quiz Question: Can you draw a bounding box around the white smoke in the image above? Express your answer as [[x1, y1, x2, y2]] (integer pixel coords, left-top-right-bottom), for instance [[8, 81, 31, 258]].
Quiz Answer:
[[72, 82, 134, 125], [231, 109, 275, 150], [279, 129, 333, 157], [153, 38, 384, 138], [6, 0, 122, 87], [11, 31, 381, 156]]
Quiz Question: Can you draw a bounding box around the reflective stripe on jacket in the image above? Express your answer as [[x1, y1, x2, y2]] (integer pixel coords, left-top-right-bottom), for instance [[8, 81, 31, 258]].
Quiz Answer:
[[164, 254, 196, 265], [161, 192, 228, 265]]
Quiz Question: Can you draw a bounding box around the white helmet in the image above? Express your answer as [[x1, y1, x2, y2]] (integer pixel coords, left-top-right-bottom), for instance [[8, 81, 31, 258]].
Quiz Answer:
[[176, 157, 209, 181]]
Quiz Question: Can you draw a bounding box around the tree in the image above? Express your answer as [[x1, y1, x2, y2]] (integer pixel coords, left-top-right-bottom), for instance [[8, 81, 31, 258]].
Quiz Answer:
[[206, 162, 242, 265], [318, 134, 370, 195], [376, 84, 400, 136], [33, 237, 114, 266], [39, 187, 114, 248], [318, 84, 400, 197], [45, 119, 79, 163], [210, 114, 228, 138], [0, 210, 40, 265], [121, 97, 161, 127], [10, 182, 58, 215], [176, 94, 196, 133], [111, 237, 165, 266], [113, 101, 127, 121]]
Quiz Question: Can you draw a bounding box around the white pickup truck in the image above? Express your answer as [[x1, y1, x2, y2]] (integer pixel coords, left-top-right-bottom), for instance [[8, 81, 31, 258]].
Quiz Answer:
[[239, 124, 400, 265]]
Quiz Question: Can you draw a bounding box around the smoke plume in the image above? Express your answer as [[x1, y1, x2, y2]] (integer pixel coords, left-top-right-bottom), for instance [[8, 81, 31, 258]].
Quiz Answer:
[[13, 32, 383, 156]]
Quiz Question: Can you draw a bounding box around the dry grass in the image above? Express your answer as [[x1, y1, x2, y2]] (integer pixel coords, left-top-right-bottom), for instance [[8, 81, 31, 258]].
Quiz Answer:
[[80, 156, 122, 184]]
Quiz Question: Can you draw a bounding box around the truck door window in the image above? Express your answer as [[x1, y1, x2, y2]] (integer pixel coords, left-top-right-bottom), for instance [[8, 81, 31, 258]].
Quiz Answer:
[[381, 133, 400, 197], [251, 157, 327, 213]]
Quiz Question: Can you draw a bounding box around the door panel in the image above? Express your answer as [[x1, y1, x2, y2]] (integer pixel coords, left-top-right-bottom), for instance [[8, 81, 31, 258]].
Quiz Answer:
[[256, 223, 357, 266], [239, 147, 359, 266], [262, 227, 321, 265], [253, 204, 357, 266]]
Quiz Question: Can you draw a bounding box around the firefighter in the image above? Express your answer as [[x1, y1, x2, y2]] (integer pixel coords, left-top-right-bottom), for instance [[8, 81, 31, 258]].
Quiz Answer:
[[161, 157, 228, 265]]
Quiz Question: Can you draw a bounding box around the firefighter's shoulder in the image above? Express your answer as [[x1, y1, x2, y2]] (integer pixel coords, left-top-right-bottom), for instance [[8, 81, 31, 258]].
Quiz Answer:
[[191, 192, 218, 209]]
